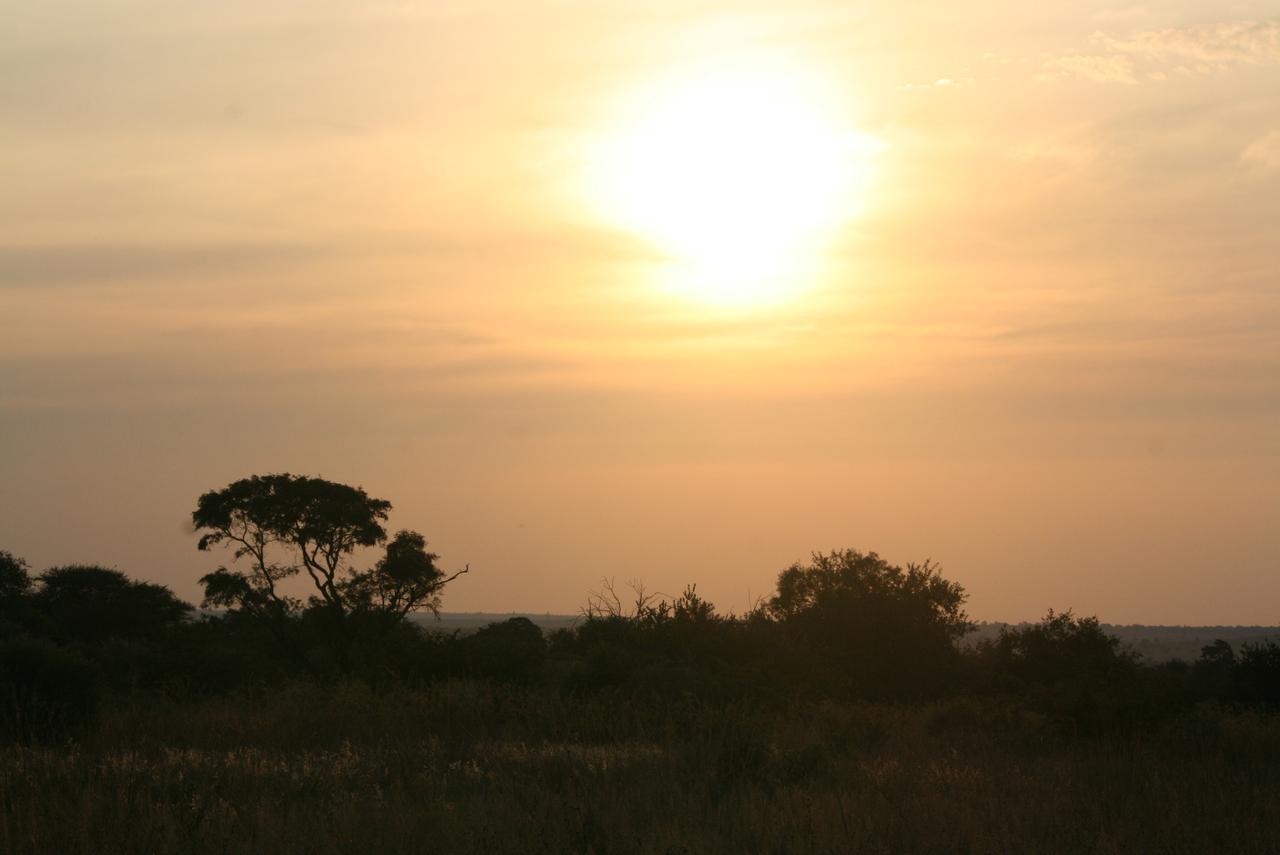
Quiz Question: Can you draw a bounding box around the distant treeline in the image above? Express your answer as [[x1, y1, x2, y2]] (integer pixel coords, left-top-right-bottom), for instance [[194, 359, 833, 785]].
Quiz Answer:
[[2, 473, 1279, 743], [966, 622, 1280, 664], [423, 615, 1280, 665], [4, 548, 1280, 743]]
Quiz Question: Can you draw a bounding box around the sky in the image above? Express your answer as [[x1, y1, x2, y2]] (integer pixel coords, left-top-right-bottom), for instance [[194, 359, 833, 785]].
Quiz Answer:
[[2, 1, 1278, 623]]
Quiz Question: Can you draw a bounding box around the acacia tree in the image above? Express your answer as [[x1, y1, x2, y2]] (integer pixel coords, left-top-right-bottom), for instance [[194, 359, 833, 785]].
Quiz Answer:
[[193, 474, 466, 624], [341, 529, 466, 619]]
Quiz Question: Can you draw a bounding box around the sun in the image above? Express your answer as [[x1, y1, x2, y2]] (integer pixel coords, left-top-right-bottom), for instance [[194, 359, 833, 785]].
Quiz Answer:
[[588, 58, 881, 307]]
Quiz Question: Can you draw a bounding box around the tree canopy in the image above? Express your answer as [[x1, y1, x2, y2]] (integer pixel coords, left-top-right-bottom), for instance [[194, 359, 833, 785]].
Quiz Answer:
[[765, 549, 973, 697], [33, 565, 192, 643], [193, 473, 392, 615], [768, 549, 971, 638], [978, 609, 1134, 687], [193, 474, 466, 625], [0, 550, 32, 618]]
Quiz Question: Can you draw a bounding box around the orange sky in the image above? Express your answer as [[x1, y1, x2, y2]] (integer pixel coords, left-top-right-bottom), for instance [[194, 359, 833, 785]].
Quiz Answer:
[[2, 2, 1278, 622]]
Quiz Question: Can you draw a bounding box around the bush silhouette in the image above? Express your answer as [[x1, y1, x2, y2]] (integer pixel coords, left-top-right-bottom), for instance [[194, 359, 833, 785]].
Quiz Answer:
[[1189, 639, 1238, 702], [8, 529, 1271, 730], [457, 617, 547, 682], [551, 556, 975, 701], [193, 475, 468, 673], [978, 610, 1132, 687], [1237, 640, 1280, 708], [0, 637, 99, 742], [554, 584, 756, 697], [0, 550, 32, 602], [764, 550, 972, 698], [0, 550, 33, 628], [977, 610, 1149, 734], [33, 565, 192, 644]]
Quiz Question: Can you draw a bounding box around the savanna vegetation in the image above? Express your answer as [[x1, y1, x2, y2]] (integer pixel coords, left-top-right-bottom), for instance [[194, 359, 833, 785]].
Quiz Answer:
[[2, 474, 1279, 853]]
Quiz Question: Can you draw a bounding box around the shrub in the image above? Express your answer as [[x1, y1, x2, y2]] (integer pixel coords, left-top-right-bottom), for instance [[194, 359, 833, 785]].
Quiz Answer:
[[976, 611, 1157, 735], [457, 617, 547, 683], [978, 610, 1133, 687], [765, 550, 972, 699], [0, 550, 32, 613], [33, 565, 192, 644], [1188, 639, 1237, 702], [0, 637, 99, 742], [1237, 640, 1280, 708]]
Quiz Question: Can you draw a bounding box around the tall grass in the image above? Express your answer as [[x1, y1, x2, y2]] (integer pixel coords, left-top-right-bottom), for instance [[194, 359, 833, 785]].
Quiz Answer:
[[3, 683, 1279, 853]]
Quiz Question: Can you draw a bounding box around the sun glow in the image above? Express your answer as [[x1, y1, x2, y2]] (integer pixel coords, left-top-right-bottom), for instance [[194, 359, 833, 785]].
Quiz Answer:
[[589, 58, 882, 306]]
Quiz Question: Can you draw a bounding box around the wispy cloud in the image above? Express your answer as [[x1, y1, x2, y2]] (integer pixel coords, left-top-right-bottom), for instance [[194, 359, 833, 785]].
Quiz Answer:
[[1040, 54, 1139, 85], [1097, 19, 1280, 65], [1040, 19, 1280, 84], [901, 77, 972, 91]]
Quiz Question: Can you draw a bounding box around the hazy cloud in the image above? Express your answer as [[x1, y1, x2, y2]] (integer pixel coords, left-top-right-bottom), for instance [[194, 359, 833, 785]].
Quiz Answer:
[[2, 1, 1279, 621], [1098, 19, 1280, 66], [1040, 54, 1138, 84], [1041, 19, 1280, 83], [0, 243, 315, 288], [1241, 130, 1280, 172]]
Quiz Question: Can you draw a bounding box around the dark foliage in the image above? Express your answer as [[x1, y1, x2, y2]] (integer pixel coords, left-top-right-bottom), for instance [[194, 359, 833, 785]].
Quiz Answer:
[[192, 475, 468, 671], [1188, 639, 1238, 701], [9, 684, 1280, 854], [550, 584, 765, 698], [32, 565, 192, 644], [1237, 640, 1280, 708], [0, 636, 98, 742], [0, 550, 33, 630], [2, 528, 1279, 749], [454, 617, 548, 682], [342, 530, 460, 620], [973, 610, 1180, 735], [193, 473, 394, 617], [0, 550, 32, 606], [977, 610, 1133, 687], [764, 550, 972, 699]]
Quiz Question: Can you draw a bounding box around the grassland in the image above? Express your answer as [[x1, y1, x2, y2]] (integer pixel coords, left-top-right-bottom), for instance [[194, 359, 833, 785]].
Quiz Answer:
[[4, 681, 1279, 854]]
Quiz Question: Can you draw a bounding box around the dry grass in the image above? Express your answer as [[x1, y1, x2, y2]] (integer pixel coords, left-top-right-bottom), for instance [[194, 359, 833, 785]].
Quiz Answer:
[[3, 682, 1279, 854]]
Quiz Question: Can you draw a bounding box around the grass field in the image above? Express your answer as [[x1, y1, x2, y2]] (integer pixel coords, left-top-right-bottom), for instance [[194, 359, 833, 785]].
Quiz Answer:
[[4, 681, 1279, 854]]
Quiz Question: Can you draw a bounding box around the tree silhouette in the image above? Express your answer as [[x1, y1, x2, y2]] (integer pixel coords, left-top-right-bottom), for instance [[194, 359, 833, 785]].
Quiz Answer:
[[0, 550, 32, 623], [765, 549, 972, 697], [341, 529, 467, 619], [767, 550, 969, 635], [193, 474, 466, 626], [978, 609, 1132, 686], [33, 565, 191, 643], [194, 474, 390, 617]]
